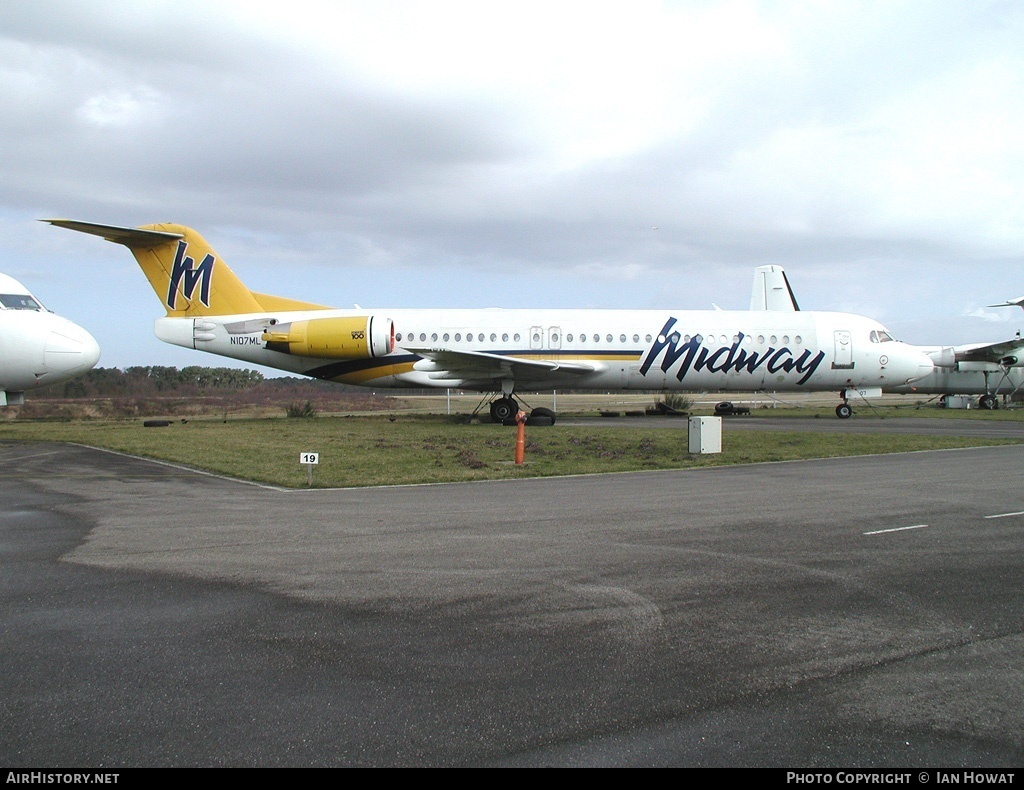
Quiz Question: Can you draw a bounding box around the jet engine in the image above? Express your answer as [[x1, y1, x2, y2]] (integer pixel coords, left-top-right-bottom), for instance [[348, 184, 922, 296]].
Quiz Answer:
[[262, 316, 394, 359]]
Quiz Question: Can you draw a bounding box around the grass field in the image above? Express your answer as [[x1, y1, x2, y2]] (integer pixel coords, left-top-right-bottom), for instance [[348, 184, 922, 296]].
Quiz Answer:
[[400, 391, 1024, 421], [2, 410, 1020, 488]]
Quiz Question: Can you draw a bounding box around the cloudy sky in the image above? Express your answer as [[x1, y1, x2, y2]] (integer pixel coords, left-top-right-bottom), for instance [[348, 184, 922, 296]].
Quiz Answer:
[[2, 0, 1023, 371]]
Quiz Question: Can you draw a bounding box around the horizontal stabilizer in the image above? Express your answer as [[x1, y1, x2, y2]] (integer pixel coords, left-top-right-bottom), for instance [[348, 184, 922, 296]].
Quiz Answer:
[[988, 297, 1024, 310], [43, 219, 183, 248]]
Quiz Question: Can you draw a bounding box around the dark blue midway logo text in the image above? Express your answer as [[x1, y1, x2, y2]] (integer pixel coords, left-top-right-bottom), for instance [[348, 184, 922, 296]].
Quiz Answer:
[[638, 317, 826, 385]]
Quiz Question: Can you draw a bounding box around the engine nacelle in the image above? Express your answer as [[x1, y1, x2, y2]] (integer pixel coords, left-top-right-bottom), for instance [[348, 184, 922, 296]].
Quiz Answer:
[[927, 346, 957, 368], [263, 315, 394, 359]]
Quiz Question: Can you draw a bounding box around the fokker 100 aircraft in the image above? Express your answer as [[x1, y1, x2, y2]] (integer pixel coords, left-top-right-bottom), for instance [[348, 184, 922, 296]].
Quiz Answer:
[[46, 220, 934, 420], [0, 272, 100, 406]]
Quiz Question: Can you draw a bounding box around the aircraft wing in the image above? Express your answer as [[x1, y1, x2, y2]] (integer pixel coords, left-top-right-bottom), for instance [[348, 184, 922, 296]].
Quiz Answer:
[[952, 338, 1024, 366], [405, 347, 602, 384], [927, 338, 1024, 368], [922, 299, 1024, 367]]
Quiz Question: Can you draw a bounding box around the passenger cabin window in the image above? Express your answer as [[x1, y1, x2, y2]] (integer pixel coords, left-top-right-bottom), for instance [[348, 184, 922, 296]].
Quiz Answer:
[[0, 294, 42, 310]]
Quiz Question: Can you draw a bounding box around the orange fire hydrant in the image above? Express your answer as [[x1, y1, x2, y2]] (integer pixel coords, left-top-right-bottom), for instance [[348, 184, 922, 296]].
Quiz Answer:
[[514, 410, 527, 465]]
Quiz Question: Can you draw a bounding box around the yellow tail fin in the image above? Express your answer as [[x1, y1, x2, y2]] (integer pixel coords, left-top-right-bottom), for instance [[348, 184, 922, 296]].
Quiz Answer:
[[45, 220, 327, 316]]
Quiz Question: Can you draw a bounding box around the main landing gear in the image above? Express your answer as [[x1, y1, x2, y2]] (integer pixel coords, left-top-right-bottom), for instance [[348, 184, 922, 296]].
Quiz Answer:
[[487, 395, 557, 426], [489, 396, 520, 423], [978, 393, 999, 410]]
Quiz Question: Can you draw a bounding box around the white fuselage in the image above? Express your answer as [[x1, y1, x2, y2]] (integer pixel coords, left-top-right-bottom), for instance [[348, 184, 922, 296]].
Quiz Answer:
[[155, 307, 934, 394]]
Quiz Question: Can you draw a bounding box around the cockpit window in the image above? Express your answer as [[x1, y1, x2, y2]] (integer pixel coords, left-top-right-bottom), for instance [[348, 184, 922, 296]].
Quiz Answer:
[[869, 330, 894, 343], [0, 294, 42, 310]]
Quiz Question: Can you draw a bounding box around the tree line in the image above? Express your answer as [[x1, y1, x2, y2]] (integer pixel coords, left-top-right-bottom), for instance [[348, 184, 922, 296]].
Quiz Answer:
[[45, 366, 266, 398]]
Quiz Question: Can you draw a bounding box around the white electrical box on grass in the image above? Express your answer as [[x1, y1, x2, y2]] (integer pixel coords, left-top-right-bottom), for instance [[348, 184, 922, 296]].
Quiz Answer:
[[688, 416, 722, 454]]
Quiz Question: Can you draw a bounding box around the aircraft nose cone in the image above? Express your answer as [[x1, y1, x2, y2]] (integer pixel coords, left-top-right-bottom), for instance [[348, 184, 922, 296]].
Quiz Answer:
[[81, 331, 101, 370], [45, 323, 101, 376], [902, 349, 934, 384]]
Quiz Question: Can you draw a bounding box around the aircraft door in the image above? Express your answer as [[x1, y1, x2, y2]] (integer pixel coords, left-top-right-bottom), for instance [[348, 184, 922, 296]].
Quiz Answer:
[[530, 326, 543, 350], [832, 330, 854, 369], [547, 326, 562, 350]]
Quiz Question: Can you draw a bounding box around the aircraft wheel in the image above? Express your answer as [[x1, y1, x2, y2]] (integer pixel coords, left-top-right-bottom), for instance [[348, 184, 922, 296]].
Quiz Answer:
[[490, 397, 519, 423], [836, 403, 853, 419], [979, 394, 998, 410]]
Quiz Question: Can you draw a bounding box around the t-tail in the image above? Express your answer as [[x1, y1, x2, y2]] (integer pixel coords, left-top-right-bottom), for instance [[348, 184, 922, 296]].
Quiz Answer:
[[44, 220, 327, 316]]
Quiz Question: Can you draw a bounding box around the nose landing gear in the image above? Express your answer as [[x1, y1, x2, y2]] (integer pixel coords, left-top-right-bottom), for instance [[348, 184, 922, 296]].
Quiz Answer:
[[836, 390, 853, 419]]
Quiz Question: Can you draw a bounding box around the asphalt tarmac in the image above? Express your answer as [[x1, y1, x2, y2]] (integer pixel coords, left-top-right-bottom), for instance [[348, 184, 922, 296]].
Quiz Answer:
[[3, 428, 1024, 767]]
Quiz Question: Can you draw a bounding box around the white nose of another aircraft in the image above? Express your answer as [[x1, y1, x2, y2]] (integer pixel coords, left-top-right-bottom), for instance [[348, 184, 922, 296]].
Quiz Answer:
[[45, 319, 101, 377]]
